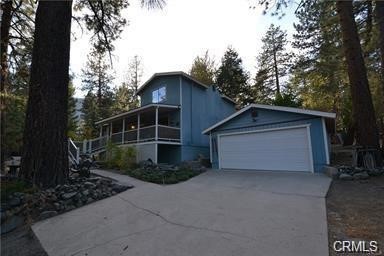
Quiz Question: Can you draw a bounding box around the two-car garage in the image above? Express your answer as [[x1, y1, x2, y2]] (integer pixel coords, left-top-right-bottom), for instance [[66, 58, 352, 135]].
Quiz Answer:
[[218, 126, 313, 172], [204, 104, 335, 173]]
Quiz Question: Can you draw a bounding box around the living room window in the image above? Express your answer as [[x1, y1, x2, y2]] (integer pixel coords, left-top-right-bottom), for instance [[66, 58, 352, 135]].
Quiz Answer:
[[152, 86, 166, 103]]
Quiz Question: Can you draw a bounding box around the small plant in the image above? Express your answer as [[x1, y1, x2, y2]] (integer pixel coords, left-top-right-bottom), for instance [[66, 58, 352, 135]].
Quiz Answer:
[[1, 179, 38, 201], [124, 168, 204, 184], [105, 141, 136, 170]]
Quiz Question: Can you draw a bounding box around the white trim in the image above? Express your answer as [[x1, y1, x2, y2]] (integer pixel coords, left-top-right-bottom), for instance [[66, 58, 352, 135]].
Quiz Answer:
[[155, 143, 158, 164], [137, 114, 140, 141], [137, 71, 209, 95], [322, 117, 330, 165], [218, 124, 310, 138], [133, 141, 182, 146], [155, 107, 159, 140], [306, 125, 315, 173], [157, 125, 180, 130], [179, 76, 183, 143], [221, 95, 236, 104], [209, 133, 213, 163], [95, 103, 179, 125], [203, 104, 336, 134], [217, 124, 314, 173], [217, 133, 221, 170]]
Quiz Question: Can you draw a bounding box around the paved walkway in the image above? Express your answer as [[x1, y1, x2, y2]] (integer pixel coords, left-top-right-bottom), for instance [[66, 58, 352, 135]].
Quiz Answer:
[[33, 169, 331, 256]]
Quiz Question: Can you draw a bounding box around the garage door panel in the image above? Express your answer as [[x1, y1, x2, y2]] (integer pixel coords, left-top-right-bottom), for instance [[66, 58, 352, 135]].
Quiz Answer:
[[219, 127, 311, 172]]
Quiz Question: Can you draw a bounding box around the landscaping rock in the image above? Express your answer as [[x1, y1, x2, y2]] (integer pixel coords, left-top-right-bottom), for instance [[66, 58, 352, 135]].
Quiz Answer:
[[8, 197, 22, 207], [111, 184, 132, 193], [339, 173, 353, 181], [367, 169, 384, 176], [353, 171, 369, 180], [1, 175, 133, 227], [61, 192, 77, 200], [83, 182, 96, 189], [323, 166, 339, 179], [39, 211, 58, 220], [1, 215, 24, 234]]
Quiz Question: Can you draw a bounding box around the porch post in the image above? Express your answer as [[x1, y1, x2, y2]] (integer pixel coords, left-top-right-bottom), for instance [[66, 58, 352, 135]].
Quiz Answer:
[[155, 107, 159, 140], [122, 118, 125, 144], [137, 114, 140, 142]]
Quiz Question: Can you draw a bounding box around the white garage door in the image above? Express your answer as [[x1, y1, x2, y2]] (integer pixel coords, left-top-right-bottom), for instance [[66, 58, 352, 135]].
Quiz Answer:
[[218, 126, 312, 172]]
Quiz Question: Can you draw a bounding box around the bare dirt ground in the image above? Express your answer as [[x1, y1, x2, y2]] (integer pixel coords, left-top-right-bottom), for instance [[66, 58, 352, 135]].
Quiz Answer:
[[327, 175, 384, 255], [1, 225, 47, 256]]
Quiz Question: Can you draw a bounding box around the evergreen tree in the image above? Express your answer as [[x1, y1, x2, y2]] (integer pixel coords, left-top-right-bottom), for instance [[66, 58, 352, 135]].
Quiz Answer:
[[81, 91, 99, 139], [80, 49, 114, 138], [113, 55, 143, 114], [216, 46, 251, 106], [292, 1, 350, 132], [67, 79, 78, 139], [252, 68, 273, 104], [81, 50, 114, 107], [336, 0, 380, 148], [189, 50, 215, 85], [257, 24, 292, 97], [20, 0, 164, 188]]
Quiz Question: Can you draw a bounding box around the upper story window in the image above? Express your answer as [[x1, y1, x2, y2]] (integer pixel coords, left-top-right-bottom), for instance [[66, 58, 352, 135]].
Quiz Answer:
[[152, 86, 166, 103]]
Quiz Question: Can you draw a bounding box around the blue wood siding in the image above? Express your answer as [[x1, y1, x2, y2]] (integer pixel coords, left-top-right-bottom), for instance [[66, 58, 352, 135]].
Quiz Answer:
[[180, 77, 235, 161], [210, 108, 328, 172], [181, 146, 210, 161], [137, 73, 236, 163], [139, 76, 180, 106]]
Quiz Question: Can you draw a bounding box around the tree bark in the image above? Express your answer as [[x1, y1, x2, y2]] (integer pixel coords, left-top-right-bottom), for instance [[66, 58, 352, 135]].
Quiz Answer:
[[0, 0, 13, 171], [20, 0, 73, 188], [336, 0, 380, 148], [375, 1, 384, 105]]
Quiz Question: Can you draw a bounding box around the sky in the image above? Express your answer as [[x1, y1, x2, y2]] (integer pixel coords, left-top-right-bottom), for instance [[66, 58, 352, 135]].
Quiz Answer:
[[70, 0, 299, 98]]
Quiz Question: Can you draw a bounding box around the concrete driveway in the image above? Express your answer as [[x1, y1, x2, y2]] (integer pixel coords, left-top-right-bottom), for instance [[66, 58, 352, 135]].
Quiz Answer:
[[32, 170, 331, 256]]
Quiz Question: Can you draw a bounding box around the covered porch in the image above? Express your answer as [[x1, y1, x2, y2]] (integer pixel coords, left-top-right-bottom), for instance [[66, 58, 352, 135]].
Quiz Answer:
[[85, 104, 181, 153]]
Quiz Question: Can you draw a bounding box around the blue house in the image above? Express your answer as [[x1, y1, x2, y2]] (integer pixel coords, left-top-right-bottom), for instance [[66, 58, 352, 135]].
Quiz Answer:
[[88, 71, 236, 164], [203, 104, 336, 173]]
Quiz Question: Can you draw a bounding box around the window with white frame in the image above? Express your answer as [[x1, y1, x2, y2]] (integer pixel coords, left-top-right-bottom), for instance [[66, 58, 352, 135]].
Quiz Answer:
[[152, 86, 166, 103]]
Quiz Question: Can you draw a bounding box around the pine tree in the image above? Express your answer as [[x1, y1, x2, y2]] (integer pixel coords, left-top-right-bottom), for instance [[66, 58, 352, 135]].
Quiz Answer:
[[216, 46, 251, 106], [252, 68, 273, 104], [336, 0, 380, 148], [81, 91, 99, 139], [20, 0, 164, 188], [81, 50, 114, 106], [67, 79, 78, 139], [257, 24, 292, 97], [291, 1, 348, 128], [190, 50, 215, 85]]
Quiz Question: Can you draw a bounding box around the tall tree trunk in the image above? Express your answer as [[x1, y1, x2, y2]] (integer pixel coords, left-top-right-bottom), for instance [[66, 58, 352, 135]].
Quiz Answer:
[[375, 1, 384, 105], [0, 0, 13, 172], [272, 50, 280, 95], [336, 0, 380, 148], [20, 0, 72, 188], [375, 0, 384, 148], [0, 0, 12, 93]]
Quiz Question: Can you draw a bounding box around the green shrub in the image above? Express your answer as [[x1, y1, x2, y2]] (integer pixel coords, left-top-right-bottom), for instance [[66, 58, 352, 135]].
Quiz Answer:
[[105, 141, 136, 170], [1, 180, 38, 201], [124, 168, 203, 184]]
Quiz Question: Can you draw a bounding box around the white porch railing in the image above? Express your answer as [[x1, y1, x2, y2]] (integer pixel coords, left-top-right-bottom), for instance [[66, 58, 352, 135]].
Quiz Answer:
[[68, 138, 80, 165], [78, 125, 181, 154]]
